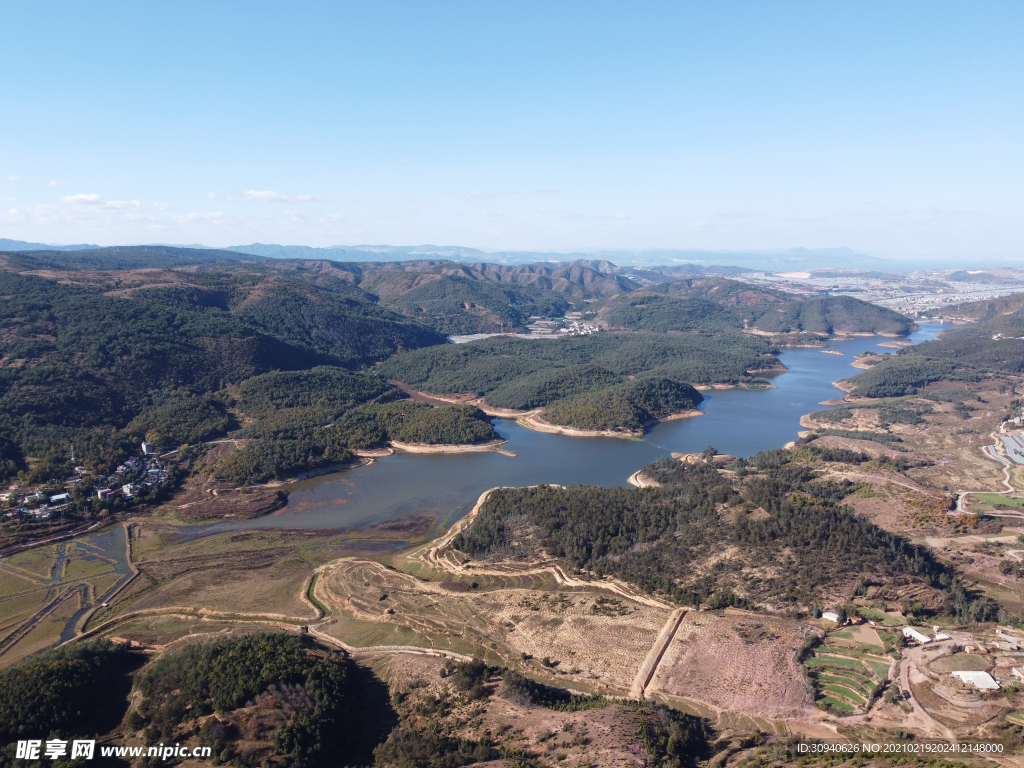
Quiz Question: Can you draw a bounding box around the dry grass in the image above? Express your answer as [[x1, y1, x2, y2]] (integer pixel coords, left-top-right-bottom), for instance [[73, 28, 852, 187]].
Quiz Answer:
[[648, 608, 816, 719], [319, 558, 669, 693], [0, 568, 40, 597]]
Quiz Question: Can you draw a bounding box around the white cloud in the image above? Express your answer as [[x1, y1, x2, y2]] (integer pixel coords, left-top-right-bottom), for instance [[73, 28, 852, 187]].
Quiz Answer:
[[61, 193, 140, 211], [62, 193, 103, 205], [174, 211, 228, 223], [48, 181, 63, 187], [243, 189, 314, 203], [464, 191, 496, 201], [5, 175, 23, 181], [153, 202, 173, 211], [4, 204, 59, 225], [397, 158, 410, 164]]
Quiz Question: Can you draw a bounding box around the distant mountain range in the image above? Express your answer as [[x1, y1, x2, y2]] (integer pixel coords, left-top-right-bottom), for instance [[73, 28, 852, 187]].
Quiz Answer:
[[1, 238, 891, 270], [6, 238, 1016, 272], [0, 238, 101, 252]]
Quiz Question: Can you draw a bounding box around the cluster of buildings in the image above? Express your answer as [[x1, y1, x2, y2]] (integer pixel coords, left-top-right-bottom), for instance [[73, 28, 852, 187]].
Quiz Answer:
[[2, 447, 169, 524], [902, 625, 1024, 691], [93, 453, 169, 501], [1, 488, 74, 522], [559, 321, 599, 336], [524, 314, 601, 337]]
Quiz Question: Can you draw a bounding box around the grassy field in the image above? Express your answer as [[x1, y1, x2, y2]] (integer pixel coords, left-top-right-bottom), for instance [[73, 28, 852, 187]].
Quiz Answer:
[[971, 493, 1024, 510], [928, 652, 990, 674], [4, 546, 60, 579], [63, 554, 116, 581], [0, 568, 39, 597]]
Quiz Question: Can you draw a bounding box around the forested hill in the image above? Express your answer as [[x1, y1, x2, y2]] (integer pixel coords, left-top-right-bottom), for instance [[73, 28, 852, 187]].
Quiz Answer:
[[751, 295, 915, 335], [454, 448, 995, 621], [595, 282, 914, 336], [0, 252, 447, 483], [933, 290, 1024, 323], [377, 333, 776, 408], [841, 299, 1024, 397], [1, 244, 266, 271]]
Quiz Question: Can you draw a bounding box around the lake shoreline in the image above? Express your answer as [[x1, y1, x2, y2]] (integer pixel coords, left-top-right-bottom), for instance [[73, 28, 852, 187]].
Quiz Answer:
[[516, 409, 703, 439], [193, 323, 949, 534]]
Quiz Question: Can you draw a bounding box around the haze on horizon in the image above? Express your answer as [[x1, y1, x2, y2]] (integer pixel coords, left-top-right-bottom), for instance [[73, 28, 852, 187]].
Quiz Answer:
[[1, 2, 1022, 261]]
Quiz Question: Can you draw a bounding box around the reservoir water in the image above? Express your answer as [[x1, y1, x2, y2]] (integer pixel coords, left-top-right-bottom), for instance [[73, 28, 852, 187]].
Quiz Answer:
[[221, 323, 947, 533]]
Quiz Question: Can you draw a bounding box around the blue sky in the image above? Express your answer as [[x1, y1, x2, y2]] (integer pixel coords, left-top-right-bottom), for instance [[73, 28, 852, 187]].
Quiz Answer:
[[1, 1, 1022, 257]]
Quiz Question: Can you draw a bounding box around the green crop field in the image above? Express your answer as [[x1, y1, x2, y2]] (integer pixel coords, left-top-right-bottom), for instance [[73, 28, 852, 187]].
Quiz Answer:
[[805, 655, 865, 671], [819, 696, 854, 713], [821, 684, 866, 706], [816, 673, 873, 697], [806, 634, 889, 714], [973, 493, 1024, 509], [855, 606, 903, 626]]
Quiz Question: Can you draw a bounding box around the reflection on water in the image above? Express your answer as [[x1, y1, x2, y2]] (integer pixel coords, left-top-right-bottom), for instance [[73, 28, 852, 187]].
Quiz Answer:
[[212, 323, 946, 533]]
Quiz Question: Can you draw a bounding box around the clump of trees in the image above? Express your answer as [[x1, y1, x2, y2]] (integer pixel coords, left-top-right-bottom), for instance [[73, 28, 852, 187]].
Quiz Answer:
[[133, 632, 363, 768], [211, 367, 498, 483], [0, 639, 136, 745], [500, 670, 605, 711], [542, 377, 702, 432]]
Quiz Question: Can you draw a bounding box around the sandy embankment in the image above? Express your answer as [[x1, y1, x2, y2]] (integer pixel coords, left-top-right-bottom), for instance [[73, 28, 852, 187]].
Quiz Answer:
[[831, 379, 857, 394], [694, 382, 778, 392], [354, 447, 394, 458], [388, 382, 532, 419], [517, 412, 641, 438], [517, 410, 703, 439], [627, 470, 661, 488], [389, 439, 512, 455]]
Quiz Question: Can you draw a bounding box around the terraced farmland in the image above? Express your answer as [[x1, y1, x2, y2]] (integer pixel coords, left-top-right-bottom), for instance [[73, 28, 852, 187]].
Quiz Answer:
[[805, 639, 891, 713]]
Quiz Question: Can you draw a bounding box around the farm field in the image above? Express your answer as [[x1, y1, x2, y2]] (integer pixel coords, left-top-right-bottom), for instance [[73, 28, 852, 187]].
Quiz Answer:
[[803, 635, 891, 713], [970, 493, 1024, 512]]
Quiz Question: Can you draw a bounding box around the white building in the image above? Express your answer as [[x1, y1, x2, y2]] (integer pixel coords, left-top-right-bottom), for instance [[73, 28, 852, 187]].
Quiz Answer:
[[821, 611, 840, 623], [950, 671, 1000, 690], [902, 627, 932, 644]]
